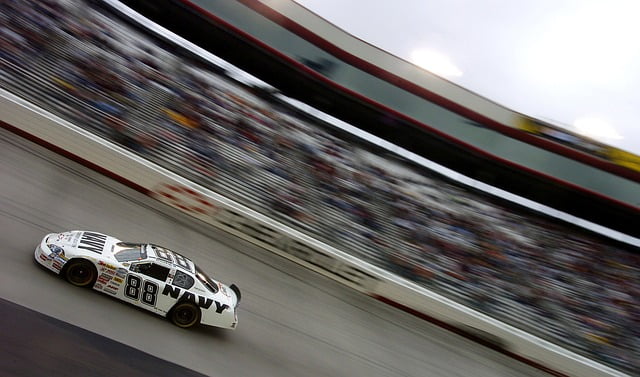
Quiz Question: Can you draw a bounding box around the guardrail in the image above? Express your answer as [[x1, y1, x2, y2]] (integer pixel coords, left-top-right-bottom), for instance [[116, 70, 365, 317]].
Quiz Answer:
[[0, 88, 629, 377]]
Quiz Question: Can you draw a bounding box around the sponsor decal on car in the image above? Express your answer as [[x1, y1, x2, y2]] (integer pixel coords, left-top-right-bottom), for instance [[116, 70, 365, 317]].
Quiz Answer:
[[97, 272, 114, 285], [98, 261, 117, 270], [115, 268, 128, 279], [161, 285, 228, 313], [104, 286, 118, 295], [77, 232, 107, 254]]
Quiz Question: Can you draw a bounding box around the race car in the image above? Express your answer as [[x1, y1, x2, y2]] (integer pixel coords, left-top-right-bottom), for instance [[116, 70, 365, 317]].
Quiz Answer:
[[35, 230, 240, 329]]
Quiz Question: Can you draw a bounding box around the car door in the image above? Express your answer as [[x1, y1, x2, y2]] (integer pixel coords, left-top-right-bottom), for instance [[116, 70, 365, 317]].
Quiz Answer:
[[153, 267, 197, 314], [124, 262, 171, 314]]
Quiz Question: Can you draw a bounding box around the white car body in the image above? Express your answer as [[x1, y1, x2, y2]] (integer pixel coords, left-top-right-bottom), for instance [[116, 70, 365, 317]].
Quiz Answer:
[[35, 230, 240, 329]]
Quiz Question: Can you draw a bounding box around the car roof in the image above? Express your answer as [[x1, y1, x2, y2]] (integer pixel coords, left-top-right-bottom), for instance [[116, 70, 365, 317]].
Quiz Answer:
[[146, 244, 196, 274]]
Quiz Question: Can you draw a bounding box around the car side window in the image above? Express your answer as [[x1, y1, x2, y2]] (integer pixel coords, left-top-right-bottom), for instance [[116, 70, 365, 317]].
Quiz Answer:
[[131, 262, 170, 281], [172, 269, 194, 289]]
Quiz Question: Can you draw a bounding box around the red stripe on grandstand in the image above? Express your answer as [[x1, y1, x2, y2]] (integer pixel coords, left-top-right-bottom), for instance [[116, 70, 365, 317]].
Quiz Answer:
[[233, 0, 640, 185], [177, 0, 640, 214], [374, 295, 570, 377], [200, 199, 214, 207], [184, 188, 198, 196], [0, 121, 150, 196]]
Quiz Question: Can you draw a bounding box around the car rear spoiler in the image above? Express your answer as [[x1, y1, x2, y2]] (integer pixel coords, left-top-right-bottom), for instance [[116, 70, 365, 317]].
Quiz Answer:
[[230, 284, 241, 307]]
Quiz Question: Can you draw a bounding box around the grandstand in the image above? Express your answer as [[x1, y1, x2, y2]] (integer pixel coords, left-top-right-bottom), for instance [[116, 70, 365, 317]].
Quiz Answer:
[[1, 0, 638, 374], [118, 0, 640, 240]]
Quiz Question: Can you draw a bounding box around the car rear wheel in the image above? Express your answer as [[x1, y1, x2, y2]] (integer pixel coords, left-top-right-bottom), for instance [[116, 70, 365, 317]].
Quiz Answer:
[[169, 302, 201, 328], [64, 259, 97, 288]]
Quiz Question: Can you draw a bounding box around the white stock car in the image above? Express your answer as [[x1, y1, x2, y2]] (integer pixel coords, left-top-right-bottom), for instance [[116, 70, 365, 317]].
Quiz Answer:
[[35, 230, 240, 329]]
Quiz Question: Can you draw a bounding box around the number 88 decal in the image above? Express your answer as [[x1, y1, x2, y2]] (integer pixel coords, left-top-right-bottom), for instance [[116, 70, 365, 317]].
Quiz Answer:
[[125, 275, 159, 306]]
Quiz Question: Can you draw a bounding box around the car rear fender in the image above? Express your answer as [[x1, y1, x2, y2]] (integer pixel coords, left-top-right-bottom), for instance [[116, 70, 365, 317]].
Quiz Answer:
[[229, 284, 241, 308]]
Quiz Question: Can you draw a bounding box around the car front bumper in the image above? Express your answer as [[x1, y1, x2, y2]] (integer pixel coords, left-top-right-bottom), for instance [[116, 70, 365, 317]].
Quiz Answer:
[[34, 233, 66, 273]]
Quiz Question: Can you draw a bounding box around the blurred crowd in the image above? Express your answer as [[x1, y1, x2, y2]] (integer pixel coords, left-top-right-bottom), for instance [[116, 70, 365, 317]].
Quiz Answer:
[[1, 0, 638, 373]]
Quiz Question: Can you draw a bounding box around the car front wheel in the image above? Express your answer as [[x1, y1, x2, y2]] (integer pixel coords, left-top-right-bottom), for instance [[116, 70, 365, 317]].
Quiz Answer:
[[63, 259, 97, 287], [169, 302, 201, 328]]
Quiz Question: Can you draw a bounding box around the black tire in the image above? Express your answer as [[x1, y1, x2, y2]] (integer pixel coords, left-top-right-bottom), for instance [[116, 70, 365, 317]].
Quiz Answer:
[[169, 302, 201, 328], [63, 259, 97, 288]]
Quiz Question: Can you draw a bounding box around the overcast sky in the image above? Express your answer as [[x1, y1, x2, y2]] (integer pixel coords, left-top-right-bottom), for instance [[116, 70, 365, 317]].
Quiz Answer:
[[294, 0, 640, 155]]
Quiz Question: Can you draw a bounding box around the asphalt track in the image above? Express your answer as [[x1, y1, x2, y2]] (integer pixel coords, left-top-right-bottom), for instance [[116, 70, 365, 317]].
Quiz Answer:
[[0, 297, 207, 377], [0, 128, 551, 377]]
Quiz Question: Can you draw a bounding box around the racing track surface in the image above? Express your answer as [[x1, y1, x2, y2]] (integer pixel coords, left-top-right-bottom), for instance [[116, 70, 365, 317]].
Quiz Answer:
[[0, 297, 207, 377], [0, 128, 551, 377]]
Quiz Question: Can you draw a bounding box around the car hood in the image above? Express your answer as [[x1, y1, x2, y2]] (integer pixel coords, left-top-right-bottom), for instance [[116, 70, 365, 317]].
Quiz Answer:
[[48, 231, 119, 257], [46, 231, 82, 248]]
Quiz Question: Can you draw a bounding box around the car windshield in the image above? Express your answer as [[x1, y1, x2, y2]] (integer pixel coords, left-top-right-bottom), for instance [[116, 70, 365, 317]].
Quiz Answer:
[[113, 242, 146, 262], [195, 266, 218, 294]]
